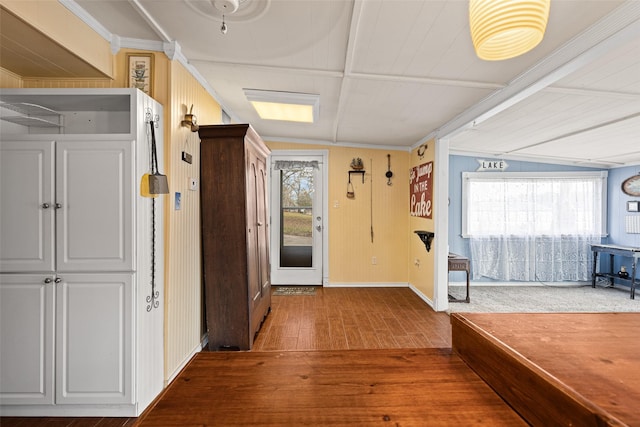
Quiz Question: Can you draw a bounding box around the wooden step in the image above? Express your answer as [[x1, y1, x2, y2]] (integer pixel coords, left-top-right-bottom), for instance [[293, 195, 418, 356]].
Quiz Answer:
[[451, 312, 640, 427], [135, 348, 527, 426]]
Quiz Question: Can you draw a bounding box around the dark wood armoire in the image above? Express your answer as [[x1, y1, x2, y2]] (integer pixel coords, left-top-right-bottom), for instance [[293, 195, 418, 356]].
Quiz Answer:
[[199, 124, 271, 351]]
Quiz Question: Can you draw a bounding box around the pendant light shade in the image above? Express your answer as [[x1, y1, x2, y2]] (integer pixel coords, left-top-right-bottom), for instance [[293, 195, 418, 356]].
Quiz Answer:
[[470, 0, 550, 61]]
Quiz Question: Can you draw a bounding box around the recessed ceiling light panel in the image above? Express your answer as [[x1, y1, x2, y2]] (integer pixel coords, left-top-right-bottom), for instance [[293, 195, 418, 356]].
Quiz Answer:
[[244, 89, 319, 123]]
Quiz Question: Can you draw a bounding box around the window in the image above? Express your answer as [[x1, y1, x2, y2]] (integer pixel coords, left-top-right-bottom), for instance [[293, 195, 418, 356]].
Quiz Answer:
[[462, 171, 608, 282], [462, 171, 607, 238]]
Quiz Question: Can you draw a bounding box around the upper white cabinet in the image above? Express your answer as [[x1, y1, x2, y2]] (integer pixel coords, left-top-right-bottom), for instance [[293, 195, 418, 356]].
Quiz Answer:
[[0, 140, 55, 272], [0, 140, 133, 272], [0, 88, 165, 417]]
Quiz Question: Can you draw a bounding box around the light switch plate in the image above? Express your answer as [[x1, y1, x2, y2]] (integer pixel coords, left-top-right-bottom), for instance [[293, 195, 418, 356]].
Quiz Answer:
[[188, 178, 198, 191]]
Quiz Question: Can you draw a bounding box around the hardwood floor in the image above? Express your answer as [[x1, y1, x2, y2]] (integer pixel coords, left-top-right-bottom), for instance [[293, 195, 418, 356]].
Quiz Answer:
[[1, 287, 453, 426], [135, 349, 526, 426], [253, 287, 452, 351], [452, 312, 640, 426]]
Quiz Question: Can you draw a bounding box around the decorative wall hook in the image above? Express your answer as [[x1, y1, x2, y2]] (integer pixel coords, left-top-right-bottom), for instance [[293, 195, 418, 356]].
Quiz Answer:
[[181, 104, 199, 132], [414, 230, 435, 252]]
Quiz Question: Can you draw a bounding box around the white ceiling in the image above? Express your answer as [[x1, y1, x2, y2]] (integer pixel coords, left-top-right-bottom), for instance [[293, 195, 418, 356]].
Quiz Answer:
[[71, 0, 640, 168]]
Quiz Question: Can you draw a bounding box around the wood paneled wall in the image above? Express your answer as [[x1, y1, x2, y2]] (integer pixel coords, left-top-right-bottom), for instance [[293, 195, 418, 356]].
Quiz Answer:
[[164, 61, 221, 382], [408, 140, 436, 299]]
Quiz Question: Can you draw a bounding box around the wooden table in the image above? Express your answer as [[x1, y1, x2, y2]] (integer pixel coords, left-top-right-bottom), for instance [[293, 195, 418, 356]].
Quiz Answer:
[[448, 253, 470, 303], [590, 244, 640, 299]]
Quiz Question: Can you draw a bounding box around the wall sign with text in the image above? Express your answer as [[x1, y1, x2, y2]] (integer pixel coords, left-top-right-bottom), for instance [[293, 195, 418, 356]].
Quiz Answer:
[[410, 161, 433, 219], [476, 159, 509, 171]]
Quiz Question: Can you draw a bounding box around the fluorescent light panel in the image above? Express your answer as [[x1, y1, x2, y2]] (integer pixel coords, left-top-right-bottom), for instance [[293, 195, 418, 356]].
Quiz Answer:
[[244, 89, 319, 123]]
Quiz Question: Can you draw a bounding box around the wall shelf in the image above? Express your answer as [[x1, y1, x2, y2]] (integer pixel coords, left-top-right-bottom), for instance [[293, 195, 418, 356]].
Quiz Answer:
[[348, 170, 365, 183]]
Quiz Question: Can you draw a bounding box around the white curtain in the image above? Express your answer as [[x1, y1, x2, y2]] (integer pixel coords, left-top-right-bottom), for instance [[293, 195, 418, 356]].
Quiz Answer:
[[470, 235, 598, 281], [465, 174, 604, 281]]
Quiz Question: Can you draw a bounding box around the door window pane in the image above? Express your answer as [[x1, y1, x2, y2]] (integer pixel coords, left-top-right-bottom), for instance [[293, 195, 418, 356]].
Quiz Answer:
[[280, 168, 313, 267]]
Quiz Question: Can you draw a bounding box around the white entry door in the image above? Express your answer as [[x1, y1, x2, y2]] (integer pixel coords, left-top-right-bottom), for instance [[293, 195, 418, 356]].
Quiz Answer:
[[270, 151, 326, 285]]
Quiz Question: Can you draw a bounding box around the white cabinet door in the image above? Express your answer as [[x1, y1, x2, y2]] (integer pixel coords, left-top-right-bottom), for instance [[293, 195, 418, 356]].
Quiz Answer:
[[0, 274, 55, 405], [56, 141, 133, 272], [55, 273, 133, 405], [0, 141, 55, 272]]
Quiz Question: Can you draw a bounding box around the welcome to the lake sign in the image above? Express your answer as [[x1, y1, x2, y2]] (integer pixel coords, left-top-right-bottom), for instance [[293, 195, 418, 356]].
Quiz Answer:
[[410, 161, 433, 219]]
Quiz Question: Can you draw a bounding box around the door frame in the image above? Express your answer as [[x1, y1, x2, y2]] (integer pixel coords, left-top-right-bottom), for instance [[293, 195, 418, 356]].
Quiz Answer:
[[269, 150, 329, 286]]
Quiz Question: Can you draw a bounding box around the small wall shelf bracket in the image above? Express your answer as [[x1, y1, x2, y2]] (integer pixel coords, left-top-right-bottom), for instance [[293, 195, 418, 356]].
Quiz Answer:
[[414, 230, 435, 252], [349, 170, 366, 183]]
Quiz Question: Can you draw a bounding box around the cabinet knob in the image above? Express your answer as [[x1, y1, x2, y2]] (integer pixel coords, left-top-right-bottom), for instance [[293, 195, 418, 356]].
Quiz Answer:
[[257, 222, 263, 227], [54, 278, 62, 284], [42, 203, 50, 209], [316, 225, 322, 232], [44, 278, 52, 284], [55, 203, 62, 209]]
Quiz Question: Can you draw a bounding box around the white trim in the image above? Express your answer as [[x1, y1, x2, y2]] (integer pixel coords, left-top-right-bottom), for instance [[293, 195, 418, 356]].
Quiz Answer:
[[408, 283, 435, 310], [433, 137, 450, 312], [165, 341, 203, 386], [324, 282, 409, 288], [263, 136, 412, 152], [269, 150, 329, 286]]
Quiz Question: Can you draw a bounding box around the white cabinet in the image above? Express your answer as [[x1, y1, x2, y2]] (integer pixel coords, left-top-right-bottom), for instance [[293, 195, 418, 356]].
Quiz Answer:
[[0, 273, 131, 406], [0, 274, 55, 405], [0, 141, 55, 272], [0, 88, 164, 417], [56, 274, 132, 405], [0, 140, 133, 273]]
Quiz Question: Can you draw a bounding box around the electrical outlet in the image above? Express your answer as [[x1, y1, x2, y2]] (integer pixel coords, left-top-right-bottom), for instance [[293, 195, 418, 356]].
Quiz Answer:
[[372, 256, 377, 265], [414, 258, 420, 267]]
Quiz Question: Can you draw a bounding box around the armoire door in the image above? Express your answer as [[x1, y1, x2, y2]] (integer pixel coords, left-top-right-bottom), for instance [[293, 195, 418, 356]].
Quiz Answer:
[[255, 154, 270, 297], [247, 146, 270, 339], [55, 273, 132, 404], [0, 274, 55, 405], [246, 150, 261, 314], [0, 141, 55, 272], [55, 140, 133, 272]]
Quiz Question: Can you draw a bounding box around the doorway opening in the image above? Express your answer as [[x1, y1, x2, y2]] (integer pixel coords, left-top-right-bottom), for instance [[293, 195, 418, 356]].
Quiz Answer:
[[270, 151, 327, 286]]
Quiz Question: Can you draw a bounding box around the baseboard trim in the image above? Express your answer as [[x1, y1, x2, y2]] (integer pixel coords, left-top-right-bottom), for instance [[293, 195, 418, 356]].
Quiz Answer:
[[165, 340, 206, 386], [324, 282, 409, 288], [408, 283, 435, 310]]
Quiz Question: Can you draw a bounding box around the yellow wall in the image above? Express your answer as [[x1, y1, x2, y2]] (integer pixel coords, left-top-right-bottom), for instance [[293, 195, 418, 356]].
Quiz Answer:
[[267, 142, 410, 284], [408, 140, 436, 299], [163, 61, 221, 381], [0, 67, 22, 87]]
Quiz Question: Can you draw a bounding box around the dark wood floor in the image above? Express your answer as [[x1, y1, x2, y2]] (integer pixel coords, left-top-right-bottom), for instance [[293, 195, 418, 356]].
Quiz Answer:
[[254, 287, 452, 350], [135, 348, 526, 426], [452, 312, 640, 426], [0, 287, 452, 426]]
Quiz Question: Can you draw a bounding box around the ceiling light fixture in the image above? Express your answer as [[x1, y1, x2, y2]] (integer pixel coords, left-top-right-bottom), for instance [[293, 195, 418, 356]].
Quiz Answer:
[[244, 89, 319, 123], [469, 0, 550, 61], [213, 0, 238, 34]]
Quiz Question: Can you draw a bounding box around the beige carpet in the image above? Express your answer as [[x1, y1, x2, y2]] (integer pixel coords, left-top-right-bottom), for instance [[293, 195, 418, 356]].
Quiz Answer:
[[447, 282, 639, 313]]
